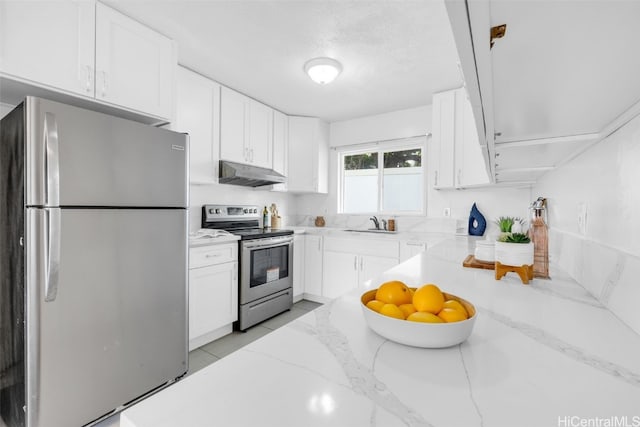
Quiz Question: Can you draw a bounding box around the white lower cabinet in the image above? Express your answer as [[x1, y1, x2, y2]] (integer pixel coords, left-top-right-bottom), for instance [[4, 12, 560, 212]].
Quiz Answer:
[[188, 242, 238, 351], [303, 235, 324, 301], [293, 234, 305, 301], [322, 237, 400, 299]]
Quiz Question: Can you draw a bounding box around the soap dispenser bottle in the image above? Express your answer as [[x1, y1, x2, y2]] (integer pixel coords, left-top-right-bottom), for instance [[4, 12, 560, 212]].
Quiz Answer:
[[262, 206, 270, 229]]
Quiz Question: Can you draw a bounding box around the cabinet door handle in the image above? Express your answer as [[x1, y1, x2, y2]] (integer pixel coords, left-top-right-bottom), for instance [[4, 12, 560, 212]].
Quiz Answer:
[[434, 170, 438, 186], [457, 169, 462, 186], [250, 148, 254, 163], [101, 71, 108, 97], [205, 253, 221, 258], [85, 65, 93, 93], [354, 256, 357, 270], [359, 257, 363, 271]]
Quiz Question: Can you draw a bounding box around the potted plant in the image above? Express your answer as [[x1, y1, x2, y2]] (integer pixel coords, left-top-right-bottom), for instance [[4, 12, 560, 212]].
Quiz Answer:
[[494, 216, 525, 240], [494, 232, 534, 267]]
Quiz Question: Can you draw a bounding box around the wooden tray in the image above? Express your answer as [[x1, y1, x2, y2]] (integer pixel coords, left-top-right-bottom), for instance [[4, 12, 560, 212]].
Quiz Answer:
[[463, 255, 495, 270]]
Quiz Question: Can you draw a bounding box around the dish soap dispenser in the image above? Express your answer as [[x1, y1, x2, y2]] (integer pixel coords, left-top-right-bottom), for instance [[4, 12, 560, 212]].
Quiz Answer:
[[262, 206, 270, 229]]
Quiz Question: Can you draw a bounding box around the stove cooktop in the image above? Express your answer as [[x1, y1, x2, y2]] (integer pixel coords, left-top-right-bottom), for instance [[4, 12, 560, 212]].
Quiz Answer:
[[232, 228, 294, 240]]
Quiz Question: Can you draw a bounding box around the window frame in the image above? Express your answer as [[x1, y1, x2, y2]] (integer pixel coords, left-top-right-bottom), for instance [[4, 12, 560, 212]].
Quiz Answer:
[[337, 137, 427, 216]]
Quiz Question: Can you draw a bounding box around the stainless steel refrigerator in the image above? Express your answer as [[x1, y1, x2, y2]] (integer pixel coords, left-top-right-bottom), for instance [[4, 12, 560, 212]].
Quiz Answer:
[[0, 97, 189, 427]]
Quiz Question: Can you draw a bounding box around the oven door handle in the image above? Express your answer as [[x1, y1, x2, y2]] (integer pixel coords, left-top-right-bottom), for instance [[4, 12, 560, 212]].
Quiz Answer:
[[243, 237, 293, 250]]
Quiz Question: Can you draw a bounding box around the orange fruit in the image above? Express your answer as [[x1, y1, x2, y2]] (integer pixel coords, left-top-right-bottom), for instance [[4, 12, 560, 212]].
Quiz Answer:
[[398, 303, 417, 318], [412, 284, 444, 314], [366, 300, 385, 313], [443, 300, 468, 318], [406, 312, 444, 323], [379, 303, 405, 319], [437, 308, 467, 323], [375, 281, 412, 305]]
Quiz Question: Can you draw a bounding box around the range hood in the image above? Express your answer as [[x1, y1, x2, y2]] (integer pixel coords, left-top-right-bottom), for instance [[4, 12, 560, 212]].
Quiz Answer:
[[219, 160, 286, 187]]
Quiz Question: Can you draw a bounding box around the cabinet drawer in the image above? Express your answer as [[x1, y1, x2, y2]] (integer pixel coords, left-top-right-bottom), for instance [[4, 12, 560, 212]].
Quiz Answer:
[[190, 243, 237, 268]]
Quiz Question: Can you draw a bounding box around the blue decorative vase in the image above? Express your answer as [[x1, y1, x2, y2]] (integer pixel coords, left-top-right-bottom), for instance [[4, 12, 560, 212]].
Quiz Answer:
[[468, 203, 487, 236]]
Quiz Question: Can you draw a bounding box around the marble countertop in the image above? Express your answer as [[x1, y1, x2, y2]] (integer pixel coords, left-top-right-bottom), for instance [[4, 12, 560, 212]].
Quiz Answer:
[[188, 234, 240, 247], [121, 236, 640, 427], [286, 225, 451, 244]]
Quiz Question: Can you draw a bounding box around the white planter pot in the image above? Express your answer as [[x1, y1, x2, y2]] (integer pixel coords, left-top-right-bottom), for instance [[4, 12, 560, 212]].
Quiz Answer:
[[494, 241, 534, 267]]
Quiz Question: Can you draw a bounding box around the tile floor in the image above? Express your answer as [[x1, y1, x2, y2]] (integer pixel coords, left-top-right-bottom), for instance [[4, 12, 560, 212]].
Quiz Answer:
[[187, 299, 322, 377]]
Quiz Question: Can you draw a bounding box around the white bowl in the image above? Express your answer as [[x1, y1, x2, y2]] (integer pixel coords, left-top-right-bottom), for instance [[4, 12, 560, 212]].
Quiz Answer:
[[474, 240, 495, 263], [494, 241, 534, 266], [360, 290, 477, 348]]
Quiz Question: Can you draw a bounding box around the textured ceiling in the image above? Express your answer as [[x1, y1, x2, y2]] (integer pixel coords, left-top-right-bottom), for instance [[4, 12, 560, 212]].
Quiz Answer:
[[103, 0, 462, 122]]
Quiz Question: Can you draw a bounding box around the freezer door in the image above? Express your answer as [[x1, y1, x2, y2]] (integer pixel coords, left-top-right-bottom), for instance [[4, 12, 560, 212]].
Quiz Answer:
[[25, 208, 187, 427], [24, 97, 188, 208]]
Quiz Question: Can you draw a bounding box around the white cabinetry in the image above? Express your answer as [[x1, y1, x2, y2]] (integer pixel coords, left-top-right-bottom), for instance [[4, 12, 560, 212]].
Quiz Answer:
[[322, 237, 400, 299], [288, 117, 328, 193], [431, 88, 489, 189], [175, 67, 220, 184], [188, 242, 238, 350], [0, 1, 96, 97], [0, 1, 175, 121], [220, 86, 273, 169], [95, 3, 174, 119], [292, 234, 305, 302], [303, 235, 324, 301], [454, 88, 490, 187], [400, 241, 428, 262], [431, 90, 456, 189]]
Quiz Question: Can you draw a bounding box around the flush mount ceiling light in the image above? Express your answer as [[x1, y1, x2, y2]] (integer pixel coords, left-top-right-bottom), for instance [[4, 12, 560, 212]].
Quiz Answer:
[[304, 57, 342, 85]]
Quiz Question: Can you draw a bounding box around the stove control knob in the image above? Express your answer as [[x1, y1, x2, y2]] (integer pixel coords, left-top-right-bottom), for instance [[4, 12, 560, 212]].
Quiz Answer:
[[215, 208, 221, 214], [253, 208, 258, 213], [244, 209, 249, 214]]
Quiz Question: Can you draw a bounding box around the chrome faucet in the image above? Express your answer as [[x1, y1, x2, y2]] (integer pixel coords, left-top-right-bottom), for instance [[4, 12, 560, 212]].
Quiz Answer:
[[369, 216, 380, 230]]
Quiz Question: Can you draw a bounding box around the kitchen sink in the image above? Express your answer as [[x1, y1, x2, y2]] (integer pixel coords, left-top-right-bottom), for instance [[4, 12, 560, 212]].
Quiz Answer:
[[344, 229, 397, 234]]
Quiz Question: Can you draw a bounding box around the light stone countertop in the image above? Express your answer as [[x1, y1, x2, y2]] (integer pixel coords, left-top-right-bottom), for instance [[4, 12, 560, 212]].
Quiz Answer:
[[188, 234, 240, 247], [286, 225, 453, 244], [121, 236, 640, 427]]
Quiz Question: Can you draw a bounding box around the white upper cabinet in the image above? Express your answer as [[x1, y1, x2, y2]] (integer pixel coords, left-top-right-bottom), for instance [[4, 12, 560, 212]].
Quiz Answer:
[[174, 67, 220, 184], [288, 116, 328, 193], [430, 90, 456, 189], [454, 88, 490, 187], [0, 1, 175, 121], [430, 87, 489, 189], [0, 1, 96, 97], [95, 2, 175, 120], [272, 110, 288, 176], [220, 86, 248, 164], [220, 86, 273, 169], [248, 99, 273, 169]]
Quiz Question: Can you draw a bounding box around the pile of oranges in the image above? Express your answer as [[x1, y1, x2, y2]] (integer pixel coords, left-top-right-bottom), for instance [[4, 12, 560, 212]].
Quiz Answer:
[[366, 280, 469, 323]]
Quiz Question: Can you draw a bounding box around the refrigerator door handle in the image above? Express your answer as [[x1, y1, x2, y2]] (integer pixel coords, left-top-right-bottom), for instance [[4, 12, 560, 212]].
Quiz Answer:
[[44, 112, 60, 206], [44, 208, 61, 302]]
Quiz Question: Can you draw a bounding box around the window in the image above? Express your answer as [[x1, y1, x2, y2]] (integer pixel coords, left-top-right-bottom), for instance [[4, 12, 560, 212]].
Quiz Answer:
[[339, 139, 424, 214]]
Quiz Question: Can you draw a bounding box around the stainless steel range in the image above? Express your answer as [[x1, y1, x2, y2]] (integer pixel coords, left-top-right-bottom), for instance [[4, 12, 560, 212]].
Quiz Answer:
[[202, 205, 294, 331]]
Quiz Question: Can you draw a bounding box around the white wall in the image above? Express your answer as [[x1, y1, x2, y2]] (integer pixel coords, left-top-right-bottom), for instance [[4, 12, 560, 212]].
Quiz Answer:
[[190, 184, 295, 232], [535, 113, 640, 256], [296, 105, 531, 234], [534, 112, 640, 334], [330, 105, 431, 147]]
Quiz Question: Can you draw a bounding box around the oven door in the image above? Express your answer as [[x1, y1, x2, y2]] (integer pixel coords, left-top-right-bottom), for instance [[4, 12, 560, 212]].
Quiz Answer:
[[240, 235, 293, 305]]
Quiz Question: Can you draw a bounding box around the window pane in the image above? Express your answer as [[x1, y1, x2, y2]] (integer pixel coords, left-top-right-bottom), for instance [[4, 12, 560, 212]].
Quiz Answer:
[[344, 152, 378, 170], [382, 148, 422, 212], [383, 148, 422, 168], [343, 152, 378, 213]]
